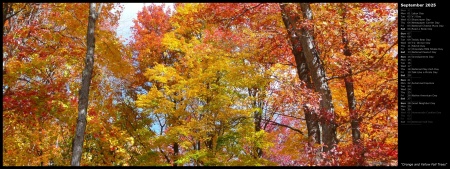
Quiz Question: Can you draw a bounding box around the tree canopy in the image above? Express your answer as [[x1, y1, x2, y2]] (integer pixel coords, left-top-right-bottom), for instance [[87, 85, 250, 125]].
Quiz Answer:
[[3, 3, 397, 166]]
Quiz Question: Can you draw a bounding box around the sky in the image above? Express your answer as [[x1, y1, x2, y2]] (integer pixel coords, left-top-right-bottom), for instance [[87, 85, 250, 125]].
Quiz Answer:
[[116, 3, 174, 44]]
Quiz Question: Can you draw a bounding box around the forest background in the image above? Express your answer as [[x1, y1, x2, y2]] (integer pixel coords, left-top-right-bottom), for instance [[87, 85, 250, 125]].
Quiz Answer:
[[2, 3, 398, 166]]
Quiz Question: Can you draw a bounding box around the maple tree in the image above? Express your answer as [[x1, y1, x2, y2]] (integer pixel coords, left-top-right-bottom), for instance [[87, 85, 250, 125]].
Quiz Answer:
[[3, 3, 133, 166], [3, 3, 397, 166]]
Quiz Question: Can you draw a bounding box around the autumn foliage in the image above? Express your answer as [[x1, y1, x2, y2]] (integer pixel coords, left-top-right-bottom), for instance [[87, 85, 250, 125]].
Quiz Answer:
[[3, 3, 397, 166]]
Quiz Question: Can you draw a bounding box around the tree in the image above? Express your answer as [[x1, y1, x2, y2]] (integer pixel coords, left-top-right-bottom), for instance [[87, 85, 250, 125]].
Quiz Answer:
[[280, 2, 321, 148], [297, 3, 338, 155], [135, 3, 277, 165], [280, 3, 338, 156], [3, 3, 129, 166], [3, 3, 84, 166], [304, 3, 397, 165], [71, 3, 103, 166], [338, 3, 362, 165]]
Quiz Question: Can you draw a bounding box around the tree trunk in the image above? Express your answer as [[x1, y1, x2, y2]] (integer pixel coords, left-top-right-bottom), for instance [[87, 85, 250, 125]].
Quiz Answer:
[[297, 3, 338, 153], [173, 142, 179, 166], [196, 140, 201, 166], [340, 4, 363, 165], [71, 3, 100, 166], [339, 6, 360, 147], [254, 110, 262, 158], [279, 3, 321, 146], [250, 87, 263, 158], [344, 66, 363, 165], [3, 3, 12, 27], [345, 74, 359, 144]]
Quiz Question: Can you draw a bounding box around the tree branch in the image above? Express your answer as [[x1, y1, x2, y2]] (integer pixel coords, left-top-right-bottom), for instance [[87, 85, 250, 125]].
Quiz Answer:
[[3, 4, 27, 24], [96, 3, 103, 19], [356, 77, 397, 116], [326, 39, 398, 81], [224, 3, 264, 28], [271, 111, 306, 121], [261, 118, 304, 135], [158, 146, 172, 164], [232, 115, 304, 135]]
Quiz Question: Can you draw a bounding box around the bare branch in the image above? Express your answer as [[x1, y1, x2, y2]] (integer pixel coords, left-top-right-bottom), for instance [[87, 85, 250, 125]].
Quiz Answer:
[[262, 118, 304, 135], [271, 112, 306, 121]]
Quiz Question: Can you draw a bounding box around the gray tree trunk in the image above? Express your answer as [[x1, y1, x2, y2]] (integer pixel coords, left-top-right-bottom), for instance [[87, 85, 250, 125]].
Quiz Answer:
[[279, 3, 321, 145], [71, 3, 101, 166], [297, 3, 338, 153]]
